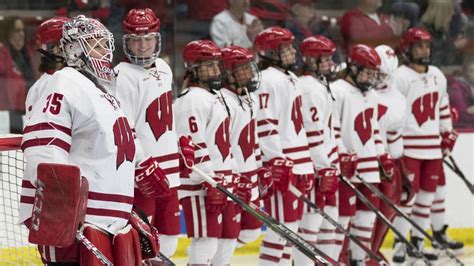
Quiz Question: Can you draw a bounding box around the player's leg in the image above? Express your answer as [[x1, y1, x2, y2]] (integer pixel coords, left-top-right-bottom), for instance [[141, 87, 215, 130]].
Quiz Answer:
[[349, 183, 379, 264], [180, 195, 222, 264], [237, 199, 263, 247], [334, 181, 357, 262], [152, 188, 180, 259], [408, 159, 441, 261], [259, 190, 299, 265], [211, 202, 240, 265], [318, 193, 339, 260], [431, 167, 464, 254]]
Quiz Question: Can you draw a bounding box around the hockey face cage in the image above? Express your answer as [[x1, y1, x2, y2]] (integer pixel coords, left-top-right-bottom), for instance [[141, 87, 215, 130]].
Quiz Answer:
[[123, 32, 161, 67], [61, 15, 115, 83], [188, 59, 226, 91], [231, 61, 261, 93]]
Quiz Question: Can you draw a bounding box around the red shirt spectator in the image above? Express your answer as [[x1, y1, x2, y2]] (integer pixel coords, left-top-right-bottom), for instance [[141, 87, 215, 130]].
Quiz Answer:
[[0, 43, 28, 111], [340, 0, 397, 50]]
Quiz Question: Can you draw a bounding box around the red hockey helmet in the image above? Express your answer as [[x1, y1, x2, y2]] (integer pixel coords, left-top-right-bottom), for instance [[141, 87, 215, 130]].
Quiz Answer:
[[221, 46, 254, 70], [123, 8, 160, 34], [183, 40, 222, 67], [254, 26, 295, 53], [347, 44, 381, 69], [299, 35, 336, 58], [399, 27, 432, 54], [36, 17, 69, 49]]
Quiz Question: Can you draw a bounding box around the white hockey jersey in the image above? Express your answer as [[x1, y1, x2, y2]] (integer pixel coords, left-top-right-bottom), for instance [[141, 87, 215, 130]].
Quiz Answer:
[[220, 88, 262, 201], [375, 82, 406, 159], [25, 73, 53, 122], [297, 75, 339, 170], [392, 65, 452, 160], [115, 59, 180, 188], [20, 67, 136, 234], [331, 79, 385, 183], [255, 67, 313, 176], [174, 87, 233, 199]]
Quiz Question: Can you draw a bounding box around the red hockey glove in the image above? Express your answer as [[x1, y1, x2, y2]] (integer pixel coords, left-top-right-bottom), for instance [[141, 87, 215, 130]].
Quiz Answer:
[[178, 135, 195, 176], [204, 177, 227, 213], [339, 153, 357, 178], [379, 153, 395, 179], [268, 157, 294, 193], [129, 211, 159, 259], [441, 130, 458, 157], [257, 166, 275, 200], [450, 107, 459, 124], [233, 174, 253, 205], [295, 174, 315, 195], [317, 167, 339, 194], [135, 157, 170, 199]]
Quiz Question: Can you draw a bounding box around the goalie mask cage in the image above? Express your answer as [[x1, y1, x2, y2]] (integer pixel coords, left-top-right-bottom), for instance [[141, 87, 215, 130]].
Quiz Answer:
[[0, 135, 41, 265]]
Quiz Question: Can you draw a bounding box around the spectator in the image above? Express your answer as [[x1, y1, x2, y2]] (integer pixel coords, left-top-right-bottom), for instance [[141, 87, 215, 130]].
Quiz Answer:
[[448, 57, 474, 128], [389, 0, 420, 36], [420, 0, 467, 65], [0, 16, 36, 133], [210, 0, 263, 48], [286, 0, 329, 45], [340, 0, 398, 50]]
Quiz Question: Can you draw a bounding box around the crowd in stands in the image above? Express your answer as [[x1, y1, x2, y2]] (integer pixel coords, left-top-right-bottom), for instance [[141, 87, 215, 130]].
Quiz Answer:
[[0, 0, 473, 132]]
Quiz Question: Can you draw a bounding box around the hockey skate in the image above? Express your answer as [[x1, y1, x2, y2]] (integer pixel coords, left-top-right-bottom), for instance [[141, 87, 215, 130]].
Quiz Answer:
[[432, 225, 464, 255], [407, 236, 438, 264]]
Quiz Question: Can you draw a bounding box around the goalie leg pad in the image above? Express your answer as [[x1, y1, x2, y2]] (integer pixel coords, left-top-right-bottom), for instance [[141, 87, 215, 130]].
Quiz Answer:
[[79, 225, 114, 266], [37, 242, 80, 264], [29, 163, 88, 247], [112, 225, 142, 266]]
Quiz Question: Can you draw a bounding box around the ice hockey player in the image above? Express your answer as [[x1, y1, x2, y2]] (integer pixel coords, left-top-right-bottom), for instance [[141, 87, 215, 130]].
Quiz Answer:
[[220, 45, 273, 248], [25, 17, 69, 120], [115, 8, 184, 263], [294, 35, 340, 264], [19, 15, 153, 265], [369, 44, 406, 261], [253, 26, 315, 265], [174, 40, 238, 265], [330, 44, 394, 265], [390, 27, 456, 263]]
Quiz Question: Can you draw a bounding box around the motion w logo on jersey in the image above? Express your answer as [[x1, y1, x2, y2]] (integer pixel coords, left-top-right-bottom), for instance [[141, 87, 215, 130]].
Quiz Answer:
[[377, 104, 388, 121], [354, 108, 374, 145], [215, 117, 231, 160], [412, 92, 439, 127], [238, 119, 256, 162], [146, 91, 173, 140], [291, 96, 304, 134], [113, 117, 136, 169]]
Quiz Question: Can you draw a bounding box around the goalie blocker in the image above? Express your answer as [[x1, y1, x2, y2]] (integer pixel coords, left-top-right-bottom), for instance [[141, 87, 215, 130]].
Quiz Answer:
[[27, 163, 160, 265]]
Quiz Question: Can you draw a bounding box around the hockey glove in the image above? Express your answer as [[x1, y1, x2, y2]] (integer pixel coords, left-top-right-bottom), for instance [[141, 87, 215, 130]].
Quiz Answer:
[[233, 174, 253, 205], [268, 157, 294, 193], [317, 167, 339, 195], [339, 153, 357, 178], [135, 157, 170, 199], [441, 130, 458, 157], [257, 166, 275, 200], [204, 177, 227, 213], [178, 135, 195, 176], [129, 211, 159, 259], [295, 174, 315, 195], [379, 153, 395, 179]]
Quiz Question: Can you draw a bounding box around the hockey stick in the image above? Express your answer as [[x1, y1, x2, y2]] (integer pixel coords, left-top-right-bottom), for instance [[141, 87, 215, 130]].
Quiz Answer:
[[76, 231, 113, 266], [444, 156, 474, 195], [287, 185, 387, 264], [156, 252, 176, 266], [192, 166, 337, 265], [354, 175, 465, 266], [338, 175, 431, 264]]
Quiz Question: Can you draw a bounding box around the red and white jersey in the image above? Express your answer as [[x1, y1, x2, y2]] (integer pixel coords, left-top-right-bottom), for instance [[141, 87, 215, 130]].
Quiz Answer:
[[174, 87, 233, 199], [392, 65, 452, 159], [331, 79, 385, 183], [297, 75, 339, 170], [115, 59, 180, 188], [20, 67, 136, 234], [25, 73, 53, 121], [375, 83, 406, 159], [221, 88, 261, 201], [255, 67, 313, 175]]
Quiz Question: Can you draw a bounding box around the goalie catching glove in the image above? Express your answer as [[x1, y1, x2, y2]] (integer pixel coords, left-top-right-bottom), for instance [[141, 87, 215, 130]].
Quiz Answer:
[[135, 157, 170, 198], [129, 210, 160, 259]]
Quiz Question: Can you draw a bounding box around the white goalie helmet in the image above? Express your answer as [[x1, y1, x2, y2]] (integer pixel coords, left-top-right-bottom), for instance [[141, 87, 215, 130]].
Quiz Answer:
[[375, 45, 399, 83], [61, 15, 115, 83]]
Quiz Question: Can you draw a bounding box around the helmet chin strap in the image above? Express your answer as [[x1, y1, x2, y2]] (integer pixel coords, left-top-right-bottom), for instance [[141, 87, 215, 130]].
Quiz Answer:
[[348, 65, 371, 93], [259, 54, 294, 72]]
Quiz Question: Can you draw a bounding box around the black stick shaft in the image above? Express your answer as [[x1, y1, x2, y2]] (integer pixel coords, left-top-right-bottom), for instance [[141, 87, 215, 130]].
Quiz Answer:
[[446, 156, 474, 194]]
